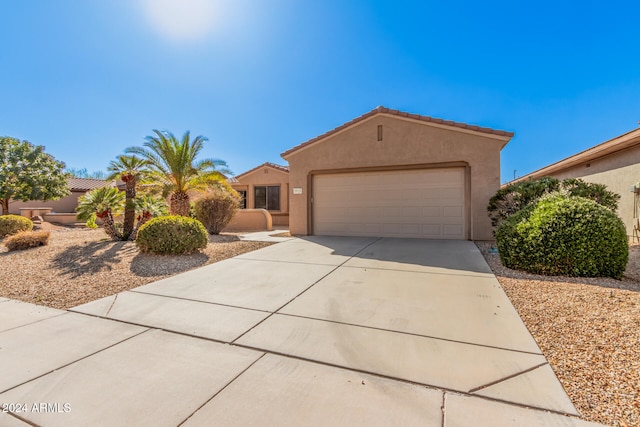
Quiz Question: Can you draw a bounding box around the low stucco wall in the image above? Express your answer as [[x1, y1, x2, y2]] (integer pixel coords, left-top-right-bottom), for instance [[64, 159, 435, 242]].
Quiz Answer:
[[224, 209, 273, 232], [43, 213, 82, 225], [271, 213, 289, 227]]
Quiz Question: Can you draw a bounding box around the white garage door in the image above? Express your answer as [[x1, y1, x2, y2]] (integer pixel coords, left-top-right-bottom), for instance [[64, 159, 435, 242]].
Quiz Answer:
[[313, 168, 466, 239]]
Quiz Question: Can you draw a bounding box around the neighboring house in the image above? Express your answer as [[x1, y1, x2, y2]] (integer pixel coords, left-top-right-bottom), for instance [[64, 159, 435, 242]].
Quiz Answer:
[[230, 162, 290, 226], [281, 106, 513, 240], [509, 127, 640, 240], [9, 177, 113, 218]]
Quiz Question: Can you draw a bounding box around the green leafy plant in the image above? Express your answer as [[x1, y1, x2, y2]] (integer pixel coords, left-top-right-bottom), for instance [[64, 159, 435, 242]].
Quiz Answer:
[[126, 130, 231, 216], [5, 230, 50, 251], [488, 177, 620, 230], [496, 193, 628, 279], [488, 177, 560, 228], [0, 214, 34, 237], [85, 213, 98, 229], [193, 189, 240, 234], [0, 136, 69, 215], [76, 187, 125, 241], [136, 215, 208, 255]]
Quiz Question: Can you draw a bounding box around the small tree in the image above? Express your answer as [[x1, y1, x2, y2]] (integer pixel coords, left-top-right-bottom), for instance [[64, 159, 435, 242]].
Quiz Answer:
[[0, 137, 69, 215], [106, 155, 150, 240]]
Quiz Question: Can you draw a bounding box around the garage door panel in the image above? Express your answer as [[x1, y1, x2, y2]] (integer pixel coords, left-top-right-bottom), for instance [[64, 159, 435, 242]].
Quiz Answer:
[[313, 168, 466, 239]]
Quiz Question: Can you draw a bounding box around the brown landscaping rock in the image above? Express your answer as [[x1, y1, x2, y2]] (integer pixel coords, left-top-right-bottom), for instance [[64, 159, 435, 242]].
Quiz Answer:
[[477, 241, 640, 427]]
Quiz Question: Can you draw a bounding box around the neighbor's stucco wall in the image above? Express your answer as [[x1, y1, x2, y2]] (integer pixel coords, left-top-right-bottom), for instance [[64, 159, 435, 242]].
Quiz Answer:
[[8, 191, 86, 215], [231, 166, 289, 225], [283, 114, 508, 240], [537, 145, 640, 238]]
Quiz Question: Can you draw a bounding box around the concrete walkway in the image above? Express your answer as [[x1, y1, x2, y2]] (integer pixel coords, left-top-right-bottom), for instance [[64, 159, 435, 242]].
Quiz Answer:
[[0, 237, 606, 426]]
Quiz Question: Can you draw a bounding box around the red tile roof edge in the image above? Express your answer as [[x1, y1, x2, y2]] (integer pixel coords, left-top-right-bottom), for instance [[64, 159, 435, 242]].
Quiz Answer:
[[234, 162, 290, 180], [281, 106, 514, 158], [68, 177, 113, 191]]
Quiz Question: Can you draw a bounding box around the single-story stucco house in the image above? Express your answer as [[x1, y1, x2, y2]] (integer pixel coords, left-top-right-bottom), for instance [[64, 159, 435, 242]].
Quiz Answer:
[[229, 162, 290, 227], [281, 106, 514, 240], [509, 127, 640, 241], [8, 178, 113, 223]]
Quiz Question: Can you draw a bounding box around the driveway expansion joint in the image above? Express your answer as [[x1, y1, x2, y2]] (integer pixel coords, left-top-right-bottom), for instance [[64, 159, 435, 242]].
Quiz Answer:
[[229, 238, 383, 345], [0, 327, 150, 395], [468, 362, 549, 393], [274, 311, 544, 356], [176, 353, 267, 427]]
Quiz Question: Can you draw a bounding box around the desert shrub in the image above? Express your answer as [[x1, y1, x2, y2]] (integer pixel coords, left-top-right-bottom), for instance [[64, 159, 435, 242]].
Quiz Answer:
[[561, 178, 619, 211], [136, 215, 208, 255], [5, 230, 50, 251], [193, 190, 240, 234], [488, 177, 620, 230], [496, 193, 628, 279], [0, 215, 34, 237], [488, 177, 560, 228]]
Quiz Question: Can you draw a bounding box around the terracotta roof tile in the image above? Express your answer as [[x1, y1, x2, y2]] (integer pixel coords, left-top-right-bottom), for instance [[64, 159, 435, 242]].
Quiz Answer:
[[281, 106, 514, 158], [68, 178, 112, 191], [234, 162, 289, 180]]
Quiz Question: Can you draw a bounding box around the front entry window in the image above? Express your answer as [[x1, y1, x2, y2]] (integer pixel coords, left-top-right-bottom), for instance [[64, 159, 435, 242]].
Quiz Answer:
[[255, 186, 280, 210], [237, 190, 247, 209]]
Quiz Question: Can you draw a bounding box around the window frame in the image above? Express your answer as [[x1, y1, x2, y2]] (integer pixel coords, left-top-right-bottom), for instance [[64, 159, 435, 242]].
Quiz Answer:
[[254, 185, 281, 211]]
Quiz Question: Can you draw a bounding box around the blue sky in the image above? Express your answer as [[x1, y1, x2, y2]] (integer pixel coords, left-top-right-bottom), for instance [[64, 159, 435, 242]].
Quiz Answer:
[[1, 0, 639, 183]]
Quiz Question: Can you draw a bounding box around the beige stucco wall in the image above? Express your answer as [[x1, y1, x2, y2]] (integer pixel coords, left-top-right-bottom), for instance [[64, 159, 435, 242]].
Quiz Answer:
[[537, 145, 640, 239], [231, 166, 289, 226], [8, 191, 86, 215], [223, 209, 273, 232], [283, 114, 509, 240]]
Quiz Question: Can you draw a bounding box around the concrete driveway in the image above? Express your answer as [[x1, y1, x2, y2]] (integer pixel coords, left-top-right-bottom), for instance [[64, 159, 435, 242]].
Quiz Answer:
[[0, 237, 604, 426]]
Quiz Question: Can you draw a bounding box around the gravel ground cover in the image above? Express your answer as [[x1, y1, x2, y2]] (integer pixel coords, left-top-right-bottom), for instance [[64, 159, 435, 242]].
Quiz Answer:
[[477, 241, 640, 427], [0, 224, 273, 310]]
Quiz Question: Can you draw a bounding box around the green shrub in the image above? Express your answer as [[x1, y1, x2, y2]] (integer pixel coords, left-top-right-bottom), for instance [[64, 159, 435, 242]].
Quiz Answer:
[[488, 177, 620, 231], [193, 190, 240, 235], [136, 215, 208, 255], [5, 230, 50, 251], [488, 177, 560, 228], [496, 193, 628, 279], [0, 215, 34, 237]]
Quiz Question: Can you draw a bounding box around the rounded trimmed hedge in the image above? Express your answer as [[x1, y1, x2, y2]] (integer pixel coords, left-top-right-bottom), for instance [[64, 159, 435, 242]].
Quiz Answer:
[[136, 215, 208, 255], [496, 193, 628, 279], [0, 215, 33, 237]]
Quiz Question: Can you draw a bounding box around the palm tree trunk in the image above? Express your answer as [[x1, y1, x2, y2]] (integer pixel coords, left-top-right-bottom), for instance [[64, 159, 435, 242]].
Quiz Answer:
[[122, 175, 136, 239], [101, 212, 120, 241], [170, 192, 191, 216]]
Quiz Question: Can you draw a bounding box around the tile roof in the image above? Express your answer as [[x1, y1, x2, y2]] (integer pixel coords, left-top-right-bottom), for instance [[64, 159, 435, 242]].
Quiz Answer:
[[281, 106, 515, 158], [235, 162, 289, 179], [508, 126, 640, 185], [68, 178, 113, 191]]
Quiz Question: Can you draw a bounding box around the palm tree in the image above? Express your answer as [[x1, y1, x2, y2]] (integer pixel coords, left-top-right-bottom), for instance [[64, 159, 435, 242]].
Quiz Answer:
[[126, 130, 230, 216], [76, 187, 125, 241], [106, 155, 150, 240]]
